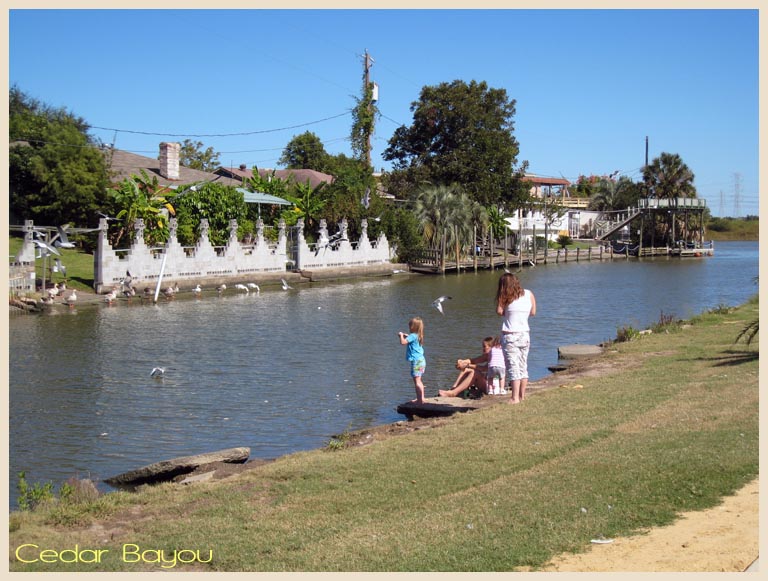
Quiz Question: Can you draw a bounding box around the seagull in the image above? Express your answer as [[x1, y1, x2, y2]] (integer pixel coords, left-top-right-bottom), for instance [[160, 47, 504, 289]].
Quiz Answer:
[[32, 239, 61, 256], [105, 289, 118, 305], [142, 287, 152, 301], [216, 283, 227, 294], [54, 259, 67, 278], [361, 186, 371, 209], [64, 289, 78, 308], [235, 283, 250, 294], [150, 367, 165, 378], [431, 295, 452, 315], [280, 278, 293, 290], [53, 225, 76, 249], [96, 211, 119, 221], [39, 295, 54, 306], [192, 284, 202, 296], [247, 283, 260, 294], [314, 232, 343, 256]]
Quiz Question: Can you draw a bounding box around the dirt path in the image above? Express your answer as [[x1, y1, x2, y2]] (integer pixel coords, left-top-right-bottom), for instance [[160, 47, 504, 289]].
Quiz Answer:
[[538, 478, 759, 572]]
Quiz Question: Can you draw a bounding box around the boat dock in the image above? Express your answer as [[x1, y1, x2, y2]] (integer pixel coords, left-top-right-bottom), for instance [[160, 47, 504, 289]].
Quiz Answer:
[[408, 242, 713, 274]]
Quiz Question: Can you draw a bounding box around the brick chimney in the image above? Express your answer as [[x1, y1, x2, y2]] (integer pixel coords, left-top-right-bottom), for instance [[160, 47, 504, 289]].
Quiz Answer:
[[159, 142, 180, 180]]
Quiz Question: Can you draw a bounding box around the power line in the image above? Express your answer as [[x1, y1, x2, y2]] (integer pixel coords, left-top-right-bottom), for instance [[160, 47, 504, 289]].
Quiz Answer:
[[89, 111, 352, 138]]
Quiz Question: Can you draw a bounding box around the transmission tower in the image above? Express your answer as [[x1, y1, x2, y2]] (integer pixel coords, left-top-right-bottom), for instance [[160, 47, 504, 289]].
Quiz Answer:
[[719, 190, 725, 217], [733, 172, 742, 217]]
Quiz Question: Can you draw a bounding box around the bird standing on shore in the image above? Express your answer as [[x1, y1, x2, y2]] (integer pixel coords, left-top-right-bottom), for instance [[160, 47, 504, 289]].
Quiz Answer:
[[105, 288, 118, 305], [47, 283, 60, 300], [216, 284, 227, 295], [247, 283, 260, 294], [65, 289, 78, 308], [235, 283, 249, 294]]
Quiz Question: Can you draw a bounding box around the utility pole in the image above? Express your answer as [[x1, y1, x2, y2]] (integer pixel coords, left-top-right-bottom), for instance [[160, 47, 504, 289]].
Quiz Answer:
[[363, 49, 374, 168]]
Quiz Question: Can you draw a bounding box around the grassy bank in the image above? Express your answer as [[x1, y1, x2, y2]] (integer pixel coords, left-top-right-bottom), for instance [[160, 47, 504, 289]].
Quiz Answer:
[[8, 235, 95, 292], [9, 298, 759, 572], [706, 217, 759, 241]]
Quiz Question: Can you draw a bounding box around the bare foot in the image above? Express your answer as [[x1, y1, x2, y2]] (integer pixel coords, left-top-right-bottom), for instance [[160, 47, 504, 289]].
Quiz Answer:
[[411, 398, 426, 404], [438, 390, 452, 397], [508, 399, 520, 404]]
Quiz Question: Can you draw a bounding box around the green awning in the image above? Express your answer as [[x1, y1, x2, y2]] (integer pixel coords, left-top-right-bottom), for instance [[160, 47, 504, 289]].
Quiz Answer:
[[236, 188, 292, 206]]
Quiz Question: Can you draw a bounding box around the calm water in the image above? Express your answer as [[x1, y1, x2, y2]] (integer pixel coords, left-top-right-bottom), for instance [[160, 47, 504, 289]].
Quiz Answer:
[[8, 241, 758, 507]]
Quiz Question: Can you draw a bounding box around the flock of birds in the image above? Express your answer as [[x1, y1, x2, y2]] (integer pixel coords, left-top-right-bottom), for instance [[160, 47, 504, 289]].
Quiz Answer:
[[39, 282, 78, 308], [97, 272, 300, 308]]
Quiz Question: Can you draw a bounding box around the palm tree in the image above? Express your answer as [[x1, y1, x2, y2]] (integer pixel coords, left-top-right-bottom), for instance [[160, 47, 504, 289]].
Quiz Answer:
[[413, 184, 485, 272], [643, 152, 696, 200]]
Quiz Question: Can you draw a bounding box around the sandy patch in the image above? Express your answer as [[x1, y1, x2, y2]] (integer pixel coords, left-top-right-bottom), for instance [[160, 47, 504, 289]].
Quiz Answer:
[[539, 478, 759, 572]]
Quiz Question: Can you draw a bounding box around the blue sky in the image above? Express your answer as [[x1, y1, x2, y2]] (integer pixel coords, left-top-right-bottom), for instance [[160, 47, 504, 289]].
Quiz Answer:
[[9, 8, 759, 216]]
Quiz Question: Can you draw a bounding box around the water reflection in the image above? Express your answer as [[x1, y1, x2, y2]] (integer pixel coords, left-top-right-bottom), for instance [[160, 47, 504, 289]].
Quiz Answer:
[[9, 242, 758, 506]]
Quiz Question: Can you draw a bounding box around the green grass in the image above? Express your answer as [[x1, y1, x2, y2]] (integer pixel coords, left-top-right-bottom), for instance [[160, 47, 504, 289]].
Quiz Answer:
[[8, 299, 759, 572], [706, 217, 759, 240], [9, 235, 95, 292]]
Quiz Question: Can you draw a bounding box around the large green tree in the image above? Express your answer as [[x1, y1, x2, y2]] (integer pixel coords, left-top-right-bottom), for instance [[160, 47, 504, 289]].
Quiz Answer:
[[172, 182, 248, 247], [9, 86, 110, 227], [179, 139, 221, 172], [279, 131, 330, 170], [383, 80, 521, 207]]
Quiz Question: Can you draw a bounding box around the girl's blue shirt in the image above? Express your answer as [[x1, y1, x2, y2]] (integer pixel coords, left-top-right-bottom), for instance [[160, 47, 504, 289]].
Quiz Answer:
[[405, 332, 425, 361]]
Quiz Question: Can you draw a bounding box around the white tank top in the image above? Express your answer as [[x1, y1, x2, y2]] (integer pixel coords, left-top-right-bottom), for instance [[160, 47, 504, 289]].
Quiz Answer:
[[502, 289, 532, 333]]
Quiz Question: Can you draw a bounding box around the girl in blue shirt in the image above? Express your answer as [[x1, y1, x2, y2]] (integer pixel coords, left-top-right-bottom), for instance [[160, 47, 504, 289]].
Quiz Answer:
[[398, 317, 426, 404]]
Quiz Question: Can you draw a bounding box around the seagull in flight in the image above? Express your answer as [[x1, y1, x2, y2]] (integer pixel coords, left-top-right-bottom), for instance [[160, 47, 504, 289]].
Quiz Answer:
[[53, 225, 76, 249], [32, 239, 61, 256], [96, 211, 118, 222], [432, 295, 452, 315], [280, 278, 293, 290]]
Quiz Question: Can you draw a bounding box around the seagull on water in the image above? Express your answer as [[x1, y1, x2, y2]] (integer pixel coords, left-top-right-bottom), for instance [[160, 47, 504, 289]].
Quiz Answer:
[[216, 283, 227, 295], [235, 283, 250, 294], [280, 278, 293, 290], [150, 367, 165, 378], [431, 295, 452, 315], [192, 284, 202, 296], [247, 283, 260, 294]]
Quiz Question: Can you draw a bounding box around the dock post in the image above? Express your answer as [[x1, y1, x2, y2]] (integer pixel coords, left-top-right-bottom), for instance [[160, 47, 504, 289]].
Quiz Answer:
[[576, 247, 580, 262]]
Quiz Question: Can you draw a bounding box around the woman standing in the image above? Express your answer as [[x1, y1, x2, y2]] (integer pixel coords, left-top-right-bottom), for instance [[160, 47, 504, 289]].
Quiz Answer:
[[496, 273, 536, 404]]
